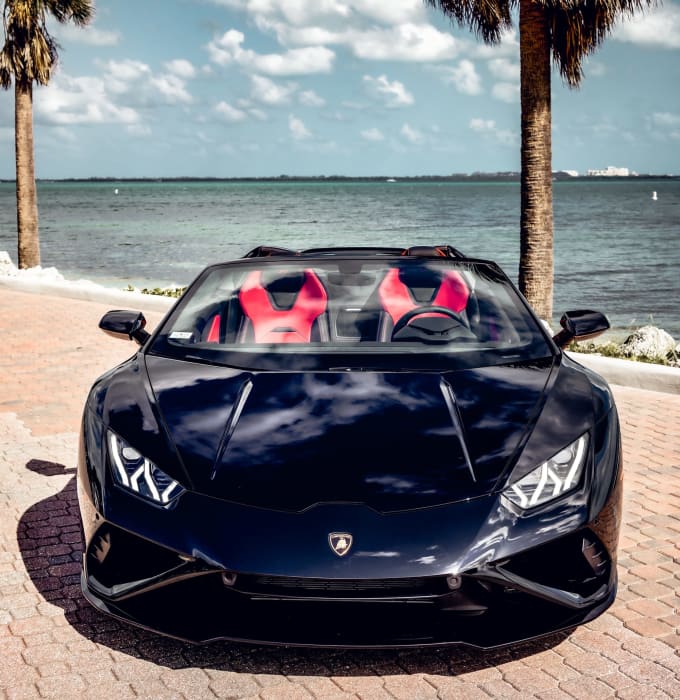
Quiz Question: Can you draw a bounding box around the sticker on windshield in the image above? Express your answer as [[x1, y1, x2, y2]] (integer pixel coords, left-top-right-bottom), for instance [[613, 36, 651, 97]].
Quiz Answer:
[[169, 331, 194, 340]]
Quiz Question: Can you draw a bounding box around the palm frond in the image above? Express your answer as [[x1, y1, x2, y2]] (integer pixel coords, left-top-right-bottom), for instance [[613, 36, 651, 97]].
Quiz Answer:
[[536, 0, 657, 85], [0, 48, 13, 89], [425, 0, 513, 44], [30, 27, 58, 84], [0, 0, 93, 84], [44, 0, 95, 26]]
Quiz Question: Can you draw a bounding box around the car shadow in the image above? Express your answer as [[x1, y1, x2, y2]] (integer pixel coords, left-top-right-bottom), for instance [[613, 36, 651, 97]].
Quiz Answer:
[[18, 460, 571, 676]]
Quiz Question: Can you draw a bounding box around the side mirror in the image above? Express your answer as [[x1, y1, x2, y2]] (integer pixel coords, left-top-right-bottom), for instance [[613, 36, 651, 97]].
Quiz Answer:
[[99, 310, 150, 346], [552, 310, 610, 349]]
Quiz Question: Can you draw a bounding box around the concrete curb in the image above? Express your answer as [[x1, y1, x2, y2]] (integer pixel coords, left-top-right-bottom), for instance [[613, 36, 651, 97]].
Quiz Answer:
[[2, 274, 679, 395], [566, 351, 680, 395]]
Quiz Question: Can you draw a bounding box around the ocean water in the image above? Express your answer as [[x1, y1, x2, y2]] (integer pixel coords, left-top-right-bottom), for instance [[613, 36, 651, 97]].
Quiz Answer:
[[1, 179, 678, 337]]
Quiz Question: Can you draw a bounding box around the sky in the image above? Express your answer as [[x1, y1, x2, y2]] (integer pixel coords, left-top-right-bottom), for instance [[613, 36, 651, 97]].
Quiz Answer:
[[0, 0, 679, 179]]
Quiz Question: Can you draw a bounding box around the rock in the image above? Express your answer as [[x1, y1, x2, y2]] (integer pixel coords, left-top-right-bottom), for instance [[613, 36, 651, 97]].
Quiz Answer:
[[672, 344, 680, 367], [0, 251, 18, 277], [620, 325, 676, 360]]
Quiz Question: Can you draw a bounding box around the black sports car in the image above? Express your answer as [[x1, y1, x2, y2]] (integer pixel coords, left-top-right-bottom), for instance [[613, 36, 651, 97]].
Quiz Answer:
[[77, 245, 622, 648]]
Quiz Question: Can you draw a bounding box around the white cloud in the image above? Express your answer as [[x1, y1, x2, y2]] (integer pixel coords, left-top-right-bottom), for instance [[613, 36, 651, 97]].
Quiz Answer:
[[104, 59, 150, 86], [260, 19, 459, 62], [57, 24, 121, 46], [363, 74, 414, 107], [212, 0, 428, 27], [30, 55, 203, 130], [614, 5, 680, 49], [35, 75, 140, 126], [649, 112, 680, 140], [253, 46, 335, 75], [469, 117, 517, 146], [196, 130, 214, 144], [400, 123, 423, 144], [289, 114, 312, 140], [216, 100, 248, 122], [250, 107, 268, 120], [588, 121, 634, 141], [164, 59, 197, 79], [206, 28, 243, 65], [651, 112, 680, 128], [45, 126, 78, 144], [488, 58, 519, 82], [99, 60, 194, 105], [299, 90, 325, 107], [350, 0, 428, 25], [470, 118, 495, 132], [361, 127, 385, 141], [150, 74, 193, 104], [207, 29, 334, 75], [486, 58, 519, 103], [585, 60, 607, 77], [236, 98, 270, 119], [491, 82, 519, 103], [250, 74, 298, 104], [439, 60, 482, 95], [351, 24, 459, 61], [209, 1, 463, 64], [471, 29, 519, 59]]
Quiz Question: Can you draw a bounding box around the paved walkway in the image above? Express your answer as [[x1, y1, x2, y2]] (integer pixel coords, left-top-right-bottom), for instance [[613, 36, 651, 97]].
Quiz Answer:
[[0, 288, 678, 700]]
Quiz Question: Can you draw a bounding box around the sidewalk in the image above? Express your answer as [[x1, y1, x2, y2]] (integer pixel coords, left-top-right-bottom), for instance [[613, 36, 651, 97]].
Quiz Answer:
[[1, 287, 679, 699]]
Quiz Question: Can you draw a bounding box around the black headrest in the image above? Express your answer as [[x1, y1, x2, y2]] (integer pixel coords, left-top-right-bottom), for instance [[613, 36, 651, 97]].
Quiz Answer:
[[261, 270, 306, 294]]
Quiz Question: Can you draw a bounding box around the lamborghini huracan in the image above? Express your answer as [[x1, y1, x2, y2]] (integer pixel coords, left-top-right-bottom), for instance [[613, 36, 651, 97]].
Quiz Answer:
[[77, 245, 622, 648]]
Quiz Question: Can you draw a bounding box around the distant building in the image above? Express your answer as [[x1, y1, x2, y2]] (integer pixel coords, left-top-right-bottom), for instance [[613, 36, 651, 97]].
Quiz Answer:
[[586, 166, 631, 177]]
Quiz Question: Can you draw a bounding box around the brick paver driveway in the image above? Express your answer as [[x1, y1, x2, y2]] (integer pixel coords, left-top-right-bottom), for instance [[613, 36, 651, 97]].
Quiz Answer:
[[1, 288, 678, 699]]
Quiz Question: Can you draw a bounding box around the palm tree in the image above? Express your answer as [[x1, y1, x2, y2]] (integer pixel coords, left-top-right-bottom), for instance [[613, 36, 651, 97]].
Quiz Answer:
[[0, 0, 93, 269], [426, 0, 653, 321]]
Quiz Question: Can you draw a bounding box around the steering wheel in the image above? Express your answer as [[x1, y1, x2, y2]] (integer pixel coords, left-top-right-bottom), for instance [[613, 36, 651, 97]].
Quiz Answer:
[[390, 306, 469, 339]]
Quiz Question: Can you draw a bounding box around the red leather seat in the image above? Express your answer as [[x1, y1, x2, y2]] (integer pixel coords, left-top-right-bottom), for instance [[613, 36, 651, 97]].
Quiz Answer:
[[239, 269, 328, 343], [205, 313, 221, 343], [378, 267, 469, 338]]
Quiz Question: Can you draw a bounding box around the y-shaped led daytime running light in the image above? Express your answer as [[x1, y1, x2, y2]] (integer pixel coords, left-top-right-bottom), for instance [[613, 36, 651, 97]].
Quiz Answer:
[[504, 434, 588, 510], [109, 432, 183, 505]]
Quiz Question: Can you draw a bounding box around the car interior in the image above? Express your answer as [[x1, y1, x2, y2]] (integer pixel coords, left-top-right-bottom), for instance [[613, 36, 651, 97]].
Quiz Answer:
[[175, 260, 522, 348]]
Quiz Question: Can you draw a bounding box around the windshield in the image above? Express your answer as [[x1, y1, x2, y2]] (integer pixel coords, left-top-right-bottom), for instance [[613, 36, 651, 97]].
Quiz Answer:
[[149, 256, 553, 371]]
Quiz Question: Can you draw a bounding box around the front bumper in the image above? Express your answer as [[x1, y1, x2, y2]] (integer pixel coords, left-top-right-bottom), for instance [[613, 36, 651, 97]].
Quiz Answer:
[[80, 511, 619, 648]]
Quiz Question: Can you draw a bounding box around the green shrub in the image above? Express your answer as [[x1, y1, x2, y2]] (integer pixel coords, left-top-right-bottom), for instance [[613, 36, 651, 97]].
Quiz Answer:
[[125, 284, 186, 298], [569, 341, 678, 367]]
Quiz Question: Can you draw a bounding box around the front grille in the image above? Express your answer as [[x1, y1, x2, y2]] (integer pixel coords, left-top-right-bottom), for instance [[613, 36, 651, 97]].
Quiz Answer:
[[235, 574, 451, 600]]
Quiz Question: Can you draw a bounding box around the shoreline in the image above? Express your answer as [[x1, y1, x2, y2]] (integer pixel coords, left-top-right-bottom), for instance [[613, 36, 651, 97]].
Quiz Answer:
[[2, 180, 678, 338], [0, 253, 175, 313], [2, 252, 677, 340], [2, 173, 679, 184]]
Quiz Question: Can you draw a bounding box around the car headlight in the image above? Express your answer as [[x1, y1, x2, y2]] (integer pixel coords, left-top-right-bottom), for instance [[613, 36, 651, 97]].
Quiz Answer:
[[108, 431, 184, 505], [503, 433, 589, 510]]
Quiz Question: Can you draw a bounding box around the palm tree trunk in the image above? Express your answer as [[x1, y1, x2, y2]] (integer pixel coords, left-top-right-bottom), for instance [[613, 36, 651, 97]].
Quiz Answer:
[[15, 78, 41, 269], [519, 0, 553, 321]]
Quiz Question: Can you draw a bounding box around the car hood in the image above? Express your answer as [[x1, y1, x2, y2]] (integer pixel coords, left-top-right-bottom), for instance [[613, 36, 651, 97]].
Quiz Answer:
[[142, 355, 560, 512]]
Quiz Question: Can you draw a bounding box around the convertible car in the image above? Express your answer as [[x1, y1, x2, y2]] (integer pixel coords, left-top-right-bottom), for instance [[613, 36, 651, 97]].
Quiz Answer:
[[77, 245, 622, 648]]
